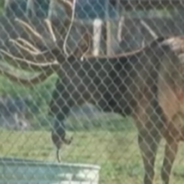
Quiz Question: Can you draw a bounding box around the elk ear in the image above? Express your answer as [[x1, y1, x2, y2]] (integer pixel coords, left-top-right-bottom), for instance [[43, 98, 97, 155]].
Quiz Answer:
[[71, 31, 91, 58], [57, 0, 73, 18]]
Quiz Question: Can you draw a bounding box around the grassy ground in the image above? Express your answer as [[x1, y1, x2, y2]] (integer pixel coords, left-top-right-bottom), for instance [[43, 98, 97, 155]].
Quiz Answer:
[[0, 120, 184, 184]]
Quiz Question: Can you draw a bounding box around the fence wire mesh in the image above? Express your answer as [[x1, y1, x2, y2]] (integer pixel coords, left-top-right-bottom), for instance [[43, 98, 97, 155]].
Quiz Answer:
[[1, 0, 184, 184]]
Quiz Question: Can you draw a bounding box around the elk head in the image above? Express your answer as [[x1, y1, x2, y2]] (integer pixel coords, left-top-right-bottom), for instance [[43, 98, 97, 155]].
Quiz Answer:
[[0, 0, 90, 162]]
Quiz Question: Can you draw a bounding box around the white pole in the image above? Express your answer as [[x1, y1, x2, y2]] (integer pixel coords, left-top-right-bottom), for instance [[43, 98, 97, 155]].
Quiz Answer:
[[105, 0, 112, 55], [117, 16, 125, 42], [93, 18, 103, 56]]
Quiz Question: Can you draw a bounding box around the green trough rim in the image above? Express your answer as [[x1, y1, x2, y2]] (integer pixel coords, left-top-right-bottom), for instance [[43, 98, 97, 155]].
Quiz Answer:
[[0, 157, 101, 170]]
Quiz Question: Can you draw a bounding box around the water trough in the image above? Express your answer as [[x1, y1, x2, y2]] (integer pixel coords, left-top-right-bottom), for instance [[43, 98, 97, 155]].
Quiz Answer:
[[0, 157, 100, 184]]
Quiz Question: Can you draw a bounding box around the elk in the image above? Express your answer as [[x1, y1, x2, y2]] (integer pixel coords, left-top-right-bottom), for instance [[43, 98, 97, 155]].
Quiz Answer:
[[1, 1, 184, 184]]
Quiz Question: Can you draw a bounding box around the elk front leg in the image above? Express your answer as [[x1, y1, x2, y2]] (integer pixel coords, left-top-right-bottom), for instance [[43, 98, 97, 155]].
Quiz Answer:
[[49, 78, 74, 153], [161, 138, 179, 184], [161, 112, 183, 184], [51, 106, 72, 150], [138, 127, 162, 184], [137, 100, 166, 184], [51, 99, 73, 162]]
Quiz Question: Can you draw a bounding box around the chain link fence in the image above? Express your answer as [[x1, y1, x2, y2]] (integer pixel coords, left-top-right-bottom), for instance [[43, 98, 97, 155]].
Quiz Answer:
[[0, 0, 184, 184]]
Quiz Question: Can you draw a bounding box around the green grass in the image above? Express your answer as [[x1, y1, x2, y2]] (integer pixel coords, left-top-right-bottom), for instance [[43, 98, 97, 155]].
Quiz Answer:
[[1, 126, 184, 184]]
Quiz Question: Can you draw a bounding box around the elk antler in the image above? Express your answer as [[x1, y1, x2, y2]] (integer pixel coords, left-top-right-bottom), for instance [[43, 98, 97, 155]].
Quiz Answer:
[[0, 18, 58, 63], [0, 48, 59, 71], [0, 18, 61, 85], [0, 0, 77, 86]]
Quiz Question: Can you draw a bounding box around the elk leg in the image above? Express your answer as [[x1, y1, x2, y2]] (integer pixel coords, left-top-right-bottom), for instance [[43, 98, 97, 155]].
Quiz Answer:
[[138, 127, 162, 184], [51, 105, 72, 149], [161, 140, 179, 184], [138, 102, 165, 184], [50, 78, 74, 150], [50, 95, 74, 162], [161, 112, 182, 184]]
